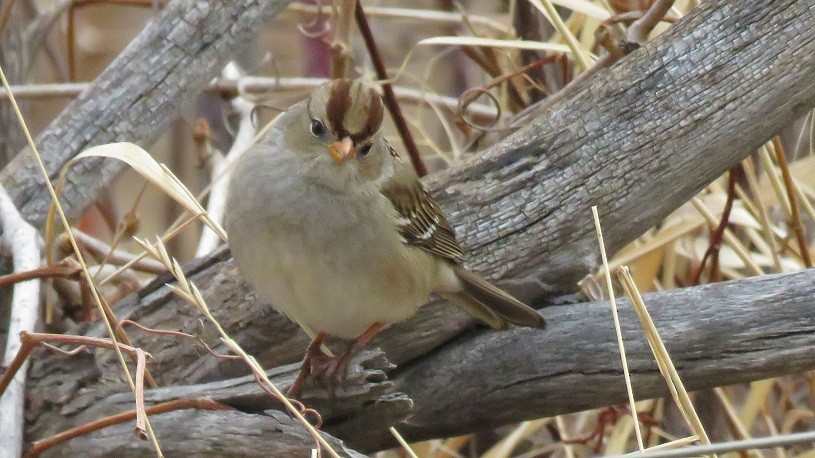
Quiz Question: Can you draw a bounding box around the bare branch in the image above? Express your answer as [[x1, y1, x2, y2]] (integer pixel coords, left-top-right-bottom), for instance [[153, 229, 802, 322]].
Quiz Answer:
[[0, 0, 298, 228], [0, 182, 41, 458], [195, 63, 256, 257]]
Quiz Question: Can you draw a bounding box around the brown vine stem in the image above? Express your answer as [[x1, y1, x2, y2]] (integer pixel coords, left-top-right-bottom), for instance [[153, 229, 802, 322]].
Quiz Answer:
[[773, 136, 812, 267], [692, 166, 742, 284], [354, 1, 427, 176], [26, 398, 231, 457], [0, 332, 149, 400]]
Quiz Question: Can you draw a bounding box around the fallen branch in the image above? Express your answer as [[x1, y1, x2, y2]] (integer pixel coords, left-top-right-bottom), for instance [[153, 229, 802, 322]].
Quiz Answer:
[[373, 268, 815, 450], [27, 268, 815, 453]]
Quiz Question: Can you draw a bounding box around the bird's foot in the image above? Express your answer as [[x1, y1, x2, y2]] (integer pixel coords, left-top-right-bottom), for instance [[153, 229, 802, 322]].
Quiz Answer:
[[310, 347, 357, 397], [288, 323, 386, 399]]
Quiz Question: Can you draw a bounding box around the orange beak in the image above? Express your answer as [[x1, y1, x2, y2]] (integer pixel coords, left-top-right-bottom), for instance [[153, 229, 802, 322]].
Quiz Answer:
[[327, 137, 355, 164]]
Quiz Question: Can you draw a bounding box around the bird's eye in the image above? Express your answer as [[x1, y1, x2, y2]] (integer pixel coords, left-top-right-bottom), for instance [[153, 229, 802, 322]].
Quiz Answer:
[[310, 119, 325, 137], [358, 144, 372, 157]]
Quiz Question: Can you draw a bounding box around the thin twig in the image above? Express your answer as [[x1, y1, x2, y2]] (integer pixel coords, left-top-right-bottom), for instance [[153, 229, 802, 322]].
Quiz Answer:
[[0, 258, 80, 288], [626, 0, 677, 44], [355, 1, 427, 176], [692, 166, 741, 284], [690, 197, 763, 276], [27, 398, 231, 457], [0, 332, 149, 398]]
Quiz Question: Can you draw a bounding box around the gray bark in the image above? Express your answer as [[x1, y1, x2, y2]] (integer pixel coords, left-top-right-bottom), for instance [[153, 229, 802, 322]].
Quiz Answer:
[[0, 0, 295, 228], [381, 268, 815, 450], [18, 0, 815, 454], [45, 410, 365, 458], [37, 351, 402, 457], [28, 268, 815, 454]]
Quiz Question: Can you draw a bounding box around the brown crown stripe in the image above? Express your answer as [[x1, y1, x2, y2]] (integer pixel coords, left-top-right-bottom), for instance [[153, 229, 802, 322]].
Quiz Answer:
[[364, 88, 384, 140], [325, 79, 352, 138], [325, 79, 385, 145]]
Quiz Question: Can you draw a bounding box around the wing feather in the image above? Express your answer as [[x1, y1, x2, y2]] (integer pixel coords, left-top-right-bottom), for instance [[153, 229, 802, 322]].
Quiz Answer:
[[380, 147, 465, 263]]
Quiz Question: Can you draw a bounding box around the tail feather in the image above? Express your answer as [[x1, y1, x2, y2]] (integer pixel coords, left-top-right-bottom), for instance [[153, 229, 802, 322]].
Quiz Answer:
[[450, 265, 546, 329], [444, 293, 509, 330]]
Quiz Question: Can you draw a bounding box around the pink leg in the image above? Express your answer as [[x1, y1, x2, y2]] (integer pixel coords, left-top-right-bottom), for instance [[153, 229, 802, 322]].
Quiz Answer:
[[287, 332, 328, 398], [328, 322, 385, 387]]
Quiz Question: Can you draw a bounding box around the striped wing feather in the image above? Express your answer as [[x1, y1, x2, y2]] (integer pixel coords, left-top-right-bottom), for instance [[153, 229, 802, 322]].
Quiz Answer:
[[380, 147, 464, 264]]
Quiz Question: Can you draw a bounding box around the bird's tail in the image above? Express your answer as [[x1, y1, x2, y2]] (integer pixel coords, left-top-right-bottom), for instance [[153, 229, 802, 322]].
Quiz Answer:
[[444, 264, 546, 330]]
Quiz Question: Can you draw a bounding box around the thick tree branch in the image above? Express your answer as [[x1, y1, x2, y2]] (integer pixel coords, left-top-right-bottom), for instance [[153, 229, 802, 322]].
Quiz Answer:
[[29, 268, 815, 454], [0, 0, 296, 228], [45, 410, 365, 457], [35, 351, 403, 456], [374, 268, 815, 450], [425, 0, 815, 299], [19, 0, 815, 454]]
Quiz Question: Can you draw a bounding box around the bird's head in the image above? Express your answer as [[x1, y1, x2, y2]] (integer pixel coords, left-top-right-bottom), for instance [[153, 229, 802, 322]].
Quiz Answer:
[[278, 79, 395, 191]]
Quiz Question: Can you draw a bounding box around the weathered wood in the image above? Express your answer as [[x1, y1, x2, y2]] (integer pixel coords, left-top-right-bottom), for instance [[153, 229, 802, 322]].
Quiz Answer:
[[371, 268, 815, 450], [32, 350, 408, 456], [44, 410, 365, 458], [19, 0, 815, 453], [0, 0, 295, 228], [29, 0, 813, 383], [30, 268, 815, 454], [428, 0, 815, 297]]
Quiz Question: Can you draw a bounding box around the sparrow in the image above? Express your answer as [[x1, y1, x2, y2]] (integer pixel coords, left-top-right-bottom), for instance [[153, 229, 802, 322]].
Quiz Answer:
[[225, 79, 545, 397]]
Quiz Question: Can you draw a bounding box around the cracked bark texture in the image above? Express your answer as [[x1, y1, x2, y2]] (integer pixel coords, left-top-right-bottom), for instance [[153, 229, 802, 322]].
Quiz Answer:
[[44, 410, 365, 458], [381, 268, 815, 449], [0, 0, 296, 228], [17, 0, 815, 454], [34, 350, 404, 457], [427, 0, 815, 298]]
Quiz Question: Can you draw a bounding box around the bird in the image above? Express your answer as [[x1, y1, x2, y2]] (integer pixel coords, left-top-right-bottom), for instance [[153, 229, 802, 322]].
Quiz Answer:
[[225, 78, 546, 397]]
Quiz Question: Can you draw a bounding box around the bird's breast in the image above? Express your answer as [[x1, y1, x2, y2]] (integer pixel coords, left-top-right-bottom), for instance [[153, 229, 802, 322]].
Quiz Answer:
[[227, 173, 440, 339]]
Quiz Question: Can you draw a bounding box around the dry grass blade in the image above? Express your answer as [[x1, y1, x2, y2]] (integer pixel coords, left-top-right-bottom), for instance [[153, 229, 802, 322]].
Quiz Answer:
[[592, 206, 645, 453], [772, 137, 812, 267], [713, 387, 761, 458], [140, 236, 340, 457], [0, 63, 164, 457], [616, 266, 713, 454], [528, 0, 592, 70], [549, 0, 611, 19], [483, 419, 549, 458], [59, 142, 227, 242], [417, 36, 575, 54]]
